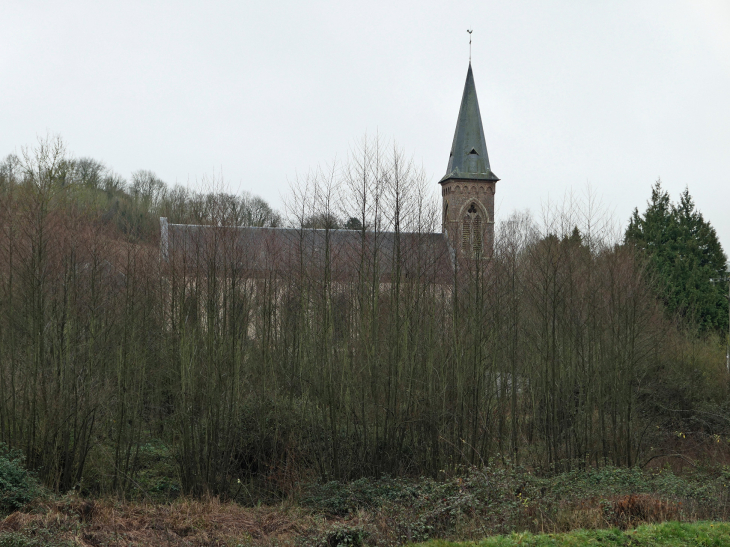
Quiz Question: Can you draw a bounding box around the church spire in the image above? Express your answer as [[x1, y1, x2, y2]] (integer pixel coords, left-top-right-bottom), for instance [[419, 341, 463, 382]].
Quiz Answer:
[[441, 63, 499, 183]]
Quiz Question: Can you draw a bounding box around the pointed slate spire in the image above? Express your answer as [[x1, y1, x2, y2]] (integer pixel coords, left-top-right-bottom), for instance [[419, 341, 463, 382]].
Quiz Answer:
[[441, 63, 499, 183]]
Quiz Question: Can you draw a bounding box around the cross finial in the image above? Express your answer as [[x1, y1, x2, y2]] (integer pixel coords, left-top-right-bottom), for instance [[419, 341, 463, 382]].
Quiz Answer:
[[467, 28, 473, 63]]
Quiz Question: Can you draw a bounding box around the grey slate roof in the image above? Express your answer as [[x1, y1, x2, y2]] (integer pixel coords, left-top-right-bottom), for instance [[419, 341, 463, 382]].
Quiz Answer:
[[441, 63, 499, 183], [161, 220, 455, 284]]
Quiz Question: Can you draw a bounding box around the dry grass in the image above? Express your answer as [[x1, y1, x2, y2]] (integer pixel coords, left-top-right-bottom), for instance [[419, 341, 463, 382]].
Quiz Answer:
[[542, 494, 682, 534], [0, 496, 716, 547], [0, 496, 324, 546]]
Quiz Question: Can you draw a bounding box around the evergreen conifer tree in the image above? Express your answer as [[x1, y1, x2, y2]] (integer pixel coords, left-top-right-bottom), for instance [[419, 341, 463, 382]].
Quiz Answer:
[[626, 181, 728, 333]]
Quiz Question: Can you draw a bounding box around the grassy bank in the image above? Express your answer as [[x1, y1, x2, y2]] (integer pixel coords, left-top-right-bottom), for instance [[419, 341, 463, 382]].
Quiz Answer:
[[416, 521, 730, 546]]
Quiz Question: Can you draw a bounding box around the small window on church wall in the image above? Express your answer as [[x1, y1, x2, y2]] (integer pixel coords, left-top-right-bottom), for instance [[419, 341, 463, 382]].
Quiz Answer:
[[468, 148, 479, 155]]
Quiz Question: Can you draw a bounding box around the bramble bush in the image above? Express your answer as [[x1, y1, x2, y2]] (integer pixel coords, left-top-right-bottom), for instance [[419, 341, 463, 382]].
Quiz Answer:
[[0, 444, 42, 514], [299, 465, 730, 542]]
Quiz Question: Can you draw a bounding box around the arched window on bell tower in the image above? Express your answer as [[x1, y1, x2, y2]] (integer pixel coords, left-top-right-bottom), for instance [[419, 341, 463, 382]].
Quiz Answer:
[[461, 202, 484, 257]]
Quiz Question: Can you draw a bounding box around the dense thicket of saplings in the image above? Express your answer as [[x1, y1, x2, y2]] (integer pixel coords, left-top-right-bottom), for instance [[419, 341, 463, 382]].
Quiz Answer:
[[0, 135, 727, 500]]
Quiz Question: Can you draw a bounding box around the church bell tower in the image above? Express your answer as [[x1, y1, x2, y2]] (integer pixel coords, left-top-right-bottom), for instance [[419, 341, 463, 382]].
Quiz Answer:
[[440, 63, 499, 258]]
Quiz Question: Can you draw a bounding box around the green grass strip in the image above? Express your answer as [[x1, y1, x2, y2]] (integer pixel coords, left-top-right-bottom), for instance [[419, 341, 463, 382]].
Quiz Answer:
[[414, 521, 730, 547]]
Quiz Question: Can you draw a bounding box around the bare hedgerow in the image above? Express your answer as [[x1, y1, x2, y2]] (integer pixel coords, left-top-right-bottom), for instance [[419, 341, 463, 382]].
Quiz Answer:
[[0, 135, 725, 500]]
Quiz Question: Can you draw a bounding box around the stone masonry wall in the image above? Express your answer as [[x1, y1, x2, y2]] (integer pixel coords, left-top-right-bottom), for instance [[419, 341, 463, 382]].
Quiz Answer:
[[440, 179, 496, 258]]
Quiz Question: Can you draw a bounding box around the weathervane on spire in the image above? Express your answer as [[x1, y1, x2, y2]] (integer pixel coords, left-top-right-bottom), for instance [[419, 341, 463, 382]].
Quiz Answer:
[[467, 28, 473, 63]]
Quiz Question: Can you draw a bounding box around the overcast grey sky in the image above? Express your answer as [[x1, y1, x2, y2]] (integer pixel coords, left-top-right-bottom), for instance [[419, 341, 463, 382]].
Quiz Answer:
[[3, 1, 729, 249]]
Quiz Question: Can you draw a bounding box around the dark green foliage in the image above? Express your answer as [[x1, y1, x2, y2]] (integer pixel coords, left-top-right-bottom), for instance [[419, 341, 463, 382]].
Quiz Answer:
[[128, 441, 181, 501], [0, 445, 41, 514], [319, 526, 368, 547], [303, 212, 341, 229], [345, 217, 363, 230], [626, 181, 728, 333], [0, 533, 76, 547], [302, 477, 422, 516]]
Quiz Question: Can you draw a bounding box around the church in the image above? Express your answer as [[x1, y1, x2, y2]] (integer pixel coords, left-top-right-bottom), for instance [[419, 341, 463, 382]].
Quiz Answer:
[[160, 62, 498, 276]]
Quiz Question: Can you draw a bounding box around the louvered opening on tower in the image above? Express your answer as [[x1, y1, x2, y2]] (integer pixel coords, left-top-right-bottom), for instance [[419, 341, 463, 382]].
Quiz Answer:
[[473, 215, 482, 254], [461, 202, 484, 258], [462, 216, 470, 252]]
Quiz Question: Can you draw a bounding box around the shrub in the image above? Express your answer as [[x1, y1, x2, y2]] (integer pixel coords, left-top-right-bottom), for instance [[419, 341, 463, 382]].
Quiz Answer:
[[0, 444, 42, 514], [0, 532, 75, 547]]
